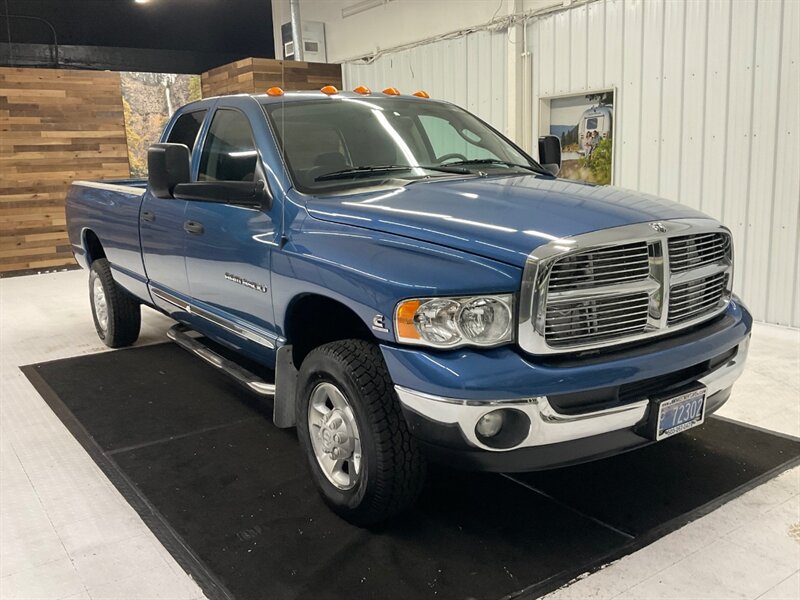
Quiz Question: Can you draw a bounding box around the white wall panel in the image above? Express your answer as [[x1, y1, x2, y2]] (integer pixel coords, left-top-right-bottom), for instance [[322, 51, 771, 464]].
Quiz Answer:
[[528, 0, 799, 327], [342, 29, 508, 134]]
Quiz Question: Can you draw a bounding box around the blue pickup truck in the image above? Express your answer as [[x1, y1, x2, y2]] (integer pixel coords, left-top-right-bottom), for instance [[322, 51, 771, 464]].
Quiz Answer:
[[66, 87, 751, 525]]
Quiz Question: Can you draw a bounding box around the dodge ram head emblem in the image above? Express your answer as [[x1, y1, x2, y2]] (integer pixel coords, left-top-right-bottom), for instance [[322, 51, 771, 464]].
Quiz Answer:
[[650, 222, 668, 233]]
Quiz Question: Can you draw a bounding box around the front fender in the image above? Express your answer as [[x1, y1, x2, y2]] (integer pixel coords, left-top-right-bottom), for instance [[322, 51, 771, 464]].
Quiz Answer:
[[271, 217, 522, 341]]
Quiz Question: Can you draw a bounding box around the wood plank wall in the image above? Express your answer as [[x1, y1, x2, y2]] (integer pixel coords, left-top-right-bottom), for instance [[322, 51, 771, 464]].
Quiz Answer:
[[201, 58, 342, 97], [0, 67, 130, 275]]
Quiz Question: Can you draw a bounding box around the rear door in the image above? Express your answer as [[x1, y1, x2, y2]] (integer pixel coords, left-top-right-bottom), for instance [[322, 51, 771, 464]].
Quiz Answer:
[[140, 108, 208, 306], [182, 100, 281, 359]]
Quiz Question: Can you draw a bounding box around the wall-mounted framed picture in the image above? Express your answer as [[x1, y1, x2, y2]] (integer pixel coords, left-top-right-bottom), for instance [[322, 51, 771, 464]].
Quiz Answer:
[[538, 88, 616, 185]]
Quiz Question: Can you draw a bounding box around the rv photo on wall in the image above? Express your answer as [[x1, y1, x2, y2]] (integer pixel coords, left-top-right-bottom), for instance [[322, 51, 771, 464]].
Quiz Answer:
[[548, 91, 614, 185]]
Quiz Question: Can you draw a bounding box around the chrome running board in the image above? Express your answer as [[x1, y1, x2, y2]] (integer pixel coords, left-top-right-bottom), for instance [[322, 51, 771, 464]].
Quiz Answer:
[[166, 324, 276, 397]]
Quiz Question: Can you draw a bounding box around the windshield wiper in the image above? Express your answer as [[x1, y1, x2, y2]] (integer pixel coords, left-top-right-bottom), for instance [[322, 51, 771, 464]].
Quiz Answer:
[[440, 158, 553, 176], [315, 164, 470, 182]]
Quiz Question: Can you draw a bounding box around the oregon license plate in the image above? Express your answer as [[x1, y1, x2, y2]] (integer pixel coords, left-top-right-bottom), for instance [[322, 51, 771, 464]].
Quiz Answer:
[[655, 387, 706, 441]]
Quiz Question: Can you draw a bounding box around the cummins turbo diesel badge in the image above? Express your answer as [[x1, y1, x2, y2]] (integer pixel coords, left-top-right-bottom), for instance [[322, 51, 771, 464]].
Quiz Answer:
[[224, 272, 268, 293]]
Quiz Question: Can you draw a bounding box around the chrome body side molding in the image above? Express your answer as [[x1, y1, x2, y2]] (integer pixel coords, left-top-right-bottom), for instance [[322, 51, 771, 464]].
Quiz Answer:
[[151, 286, 282, 350]]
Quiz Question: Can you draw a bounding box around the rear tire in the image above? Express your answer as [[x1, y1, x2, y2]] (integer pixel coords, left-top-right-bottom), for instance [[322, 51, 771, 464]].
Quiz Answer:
[[296, 339, 426, 526], [89, 258, 141, 348]]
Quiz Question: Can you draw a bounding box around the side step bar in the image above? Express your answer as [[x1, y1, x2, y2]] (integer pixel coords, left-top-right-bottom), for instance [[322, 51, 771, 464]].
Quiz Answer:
[[166, 324, 276, 397]]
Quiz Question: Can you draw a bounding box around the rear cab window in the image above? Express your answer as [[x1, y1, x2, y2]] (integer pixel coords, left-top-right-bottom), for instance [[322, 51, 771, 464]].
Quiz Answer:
[[167, 110, 207, 152]]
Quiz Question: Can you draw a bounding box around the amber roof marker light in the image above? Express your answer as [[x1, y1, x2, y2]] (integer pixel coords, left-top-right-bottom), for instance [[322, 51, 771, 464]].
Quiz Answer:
[[266, 87, 285, 96], [353, 85, 372, 95], [412, 90, 430, 98], [382, 87, 401, 96], [320, 85, 339, 95]]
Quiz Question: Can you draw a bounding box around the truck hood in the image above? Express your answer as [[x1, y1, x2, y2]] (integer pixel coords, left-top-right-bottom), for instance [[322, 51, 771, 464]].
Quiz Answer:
[[304, 175, 708, 267]]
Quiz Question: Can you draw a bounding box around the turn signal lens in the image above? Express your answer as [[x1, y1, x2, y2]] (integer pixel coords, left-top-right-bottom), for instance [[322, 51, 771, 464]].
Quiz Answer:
[[266, 87, 284, 96], [382, 87, 401, 96], [353, 85, 371, 95], [396, 299, 422, 340], [320, 85, 339, 95], [412, 90, 430, 98]]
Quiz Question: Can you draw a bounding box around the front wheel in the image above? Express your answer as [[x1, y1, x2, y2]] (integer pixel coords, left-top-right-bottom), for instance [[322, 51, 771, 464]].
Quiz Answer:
[[89, 258, 141, 348], [296, 339, 426, 526]]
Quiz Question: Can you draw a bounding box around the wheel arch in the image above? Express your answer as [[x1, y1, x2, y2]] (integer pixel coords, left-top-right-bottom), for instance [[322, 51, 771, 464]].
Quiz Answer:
[[283, 293, 375, 367], [82, 229, 106, 265]]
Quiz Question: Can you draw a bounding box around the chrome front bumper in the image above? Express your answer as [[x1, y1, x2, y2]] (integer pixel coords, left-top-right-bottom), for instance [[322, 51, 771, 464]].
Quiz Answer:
[[396, 336, 750, 453]]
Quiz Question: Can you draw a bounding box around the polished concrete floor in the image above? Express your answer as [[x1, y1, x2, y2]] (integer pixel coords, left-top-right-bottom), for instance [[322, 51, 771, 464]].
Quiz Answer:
[[1, 270, 798, 600]]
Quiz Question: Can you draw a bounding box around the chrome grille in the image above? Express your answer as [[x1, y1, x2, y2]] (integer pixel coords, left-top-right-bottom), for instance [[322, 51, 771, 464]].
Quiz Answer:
[[519, 220, 734, 355], [668, 272, 729, 325], [669, 233, 731, 272], [545, 292, 650, 346], [547, 242, 650, 290]]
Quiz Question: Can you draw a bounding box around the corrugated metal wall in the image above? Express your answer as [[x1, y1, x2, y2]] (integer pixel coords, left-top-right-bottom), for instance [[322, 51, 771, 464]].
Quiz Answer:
[[529, 0, 799, 327], [342, 29, 508, 135], [341, 0, 799, 327]]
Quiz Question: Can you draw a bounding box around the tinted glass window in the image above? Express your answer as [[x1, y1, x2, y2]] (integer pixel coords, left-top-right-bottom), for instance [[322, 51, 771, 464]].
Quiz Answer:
[[585, 117, 598, 129], [418, 115, 498, 162], [167, 110, 206, 151], [198, 110, 257, 182], [264, 98, 539, 193]]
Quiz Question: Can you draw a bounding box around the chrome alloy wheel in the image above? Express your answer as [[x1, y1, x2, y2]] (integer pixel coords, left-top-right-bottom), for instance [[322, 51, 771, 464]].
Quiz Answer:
[[92, 277, 108, 332], [308, 382, 363, 490]]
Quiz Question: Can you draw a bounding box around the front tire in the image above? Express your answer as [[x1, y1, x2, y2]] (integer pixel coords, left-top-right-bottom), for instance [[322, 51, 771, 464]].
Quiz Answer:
[[89, 258, 141, 348], [296, 339, 426, 526]]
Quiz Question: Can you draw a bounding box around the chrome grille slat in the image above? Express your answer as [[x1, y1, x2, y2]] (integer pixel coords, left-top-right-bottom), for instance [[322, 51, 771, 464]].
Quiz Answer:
[[548, 323, 648, 344], [669, 300, 724, 323], [669, 286, 726, 308], [545, 315, 649, 333], [670, 274, 726, 296], [546, 303, 649, 323], [668, 232, 731, 272], [548, 271, 650, 289]]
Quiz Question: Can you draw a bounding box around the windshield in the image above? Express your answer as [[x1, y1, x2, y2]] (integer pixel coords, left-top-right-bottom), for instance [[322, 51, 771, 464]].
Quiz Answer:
[[263, 97, 545, 193]]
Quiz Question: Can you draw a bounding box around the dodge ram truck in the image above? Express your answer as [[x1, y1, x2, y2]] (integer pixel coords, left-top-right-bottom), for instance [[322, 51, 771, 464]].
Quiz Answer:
[[66, 86, 752, 525]]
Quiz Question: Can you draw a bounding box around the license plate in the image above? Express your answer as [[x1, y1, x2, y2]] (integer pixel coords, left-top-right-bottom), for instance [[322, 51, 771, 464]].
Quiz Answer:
[[655, 387, 706, 441]]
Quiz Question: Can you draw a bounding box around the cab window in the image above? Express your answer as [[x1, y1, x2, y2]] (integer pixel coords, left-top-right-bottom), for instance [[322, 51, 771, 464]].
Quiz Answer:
[[167, 110, 206, 152], [198, 109, 258, 182]]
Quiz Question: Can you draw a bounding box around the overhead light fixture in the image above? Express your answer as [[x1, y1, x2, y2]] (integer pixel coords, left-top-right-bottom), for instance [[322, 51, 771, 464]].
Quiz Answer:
[[134, 0, 150, 4], [342, 0, 385, 18]]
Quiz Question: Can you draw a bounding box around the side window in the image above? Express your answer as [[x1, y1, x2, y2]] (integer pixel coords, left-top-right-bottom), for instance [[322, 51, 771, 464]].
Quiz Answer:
[[418, 115, 498, 161], [198, 109, 258, 182], [167, 110, 206, 152]]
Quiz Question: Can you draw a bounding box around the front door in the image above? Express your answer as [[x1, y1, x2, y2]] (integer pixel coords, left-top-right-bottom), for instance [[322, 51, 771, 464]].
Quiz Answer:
[[183, 106, 281, 362], [140, 109, 208, 307]]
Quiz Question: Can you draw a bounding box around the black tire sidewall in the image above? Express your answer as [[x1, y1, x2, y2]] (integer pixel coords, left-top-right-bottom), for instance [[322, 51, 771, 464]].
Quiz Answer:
[[88, 258, 140, 348], [296, 349, 381, 514]]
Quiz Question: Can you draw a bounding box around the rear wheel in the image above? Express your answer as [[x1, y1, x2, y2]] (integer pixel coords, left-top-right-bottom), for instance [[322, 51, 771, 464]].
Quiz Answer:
[[296, 339, 426, 526], [89, 258, 141, 348]]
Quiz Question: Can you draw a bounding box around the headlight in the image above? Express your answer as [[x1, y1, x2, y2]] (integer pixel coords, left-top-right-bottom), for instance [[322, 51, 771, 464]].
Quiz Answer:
[[395, 294, 514, 348]]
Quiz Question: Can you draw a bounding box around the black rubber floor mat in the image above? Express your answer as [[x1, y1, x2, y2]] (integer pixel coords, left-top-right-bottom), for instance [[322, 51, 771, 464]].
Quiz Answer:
[[22, 343, 800, 600]]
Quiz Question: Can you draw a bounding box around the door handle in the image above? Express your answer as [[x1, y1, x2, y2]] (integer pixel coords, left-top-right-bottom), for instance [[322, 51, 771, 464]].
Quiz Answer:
[[141, 210, 155, 223], [183, 220, 204, 235]]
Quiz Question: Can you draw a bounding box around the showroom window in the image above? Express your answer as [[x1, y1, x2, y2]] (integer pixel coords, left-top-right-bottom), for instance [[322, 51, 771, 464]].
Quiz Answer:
[[167, 110, 207, 152], [198, 109, 258, 182]]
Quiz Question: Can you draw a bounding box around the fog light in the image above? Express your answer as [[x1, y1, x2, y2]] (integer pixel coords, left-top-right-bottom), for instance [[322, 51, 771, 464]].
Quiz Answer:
[[476, 411, 504, 438]]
